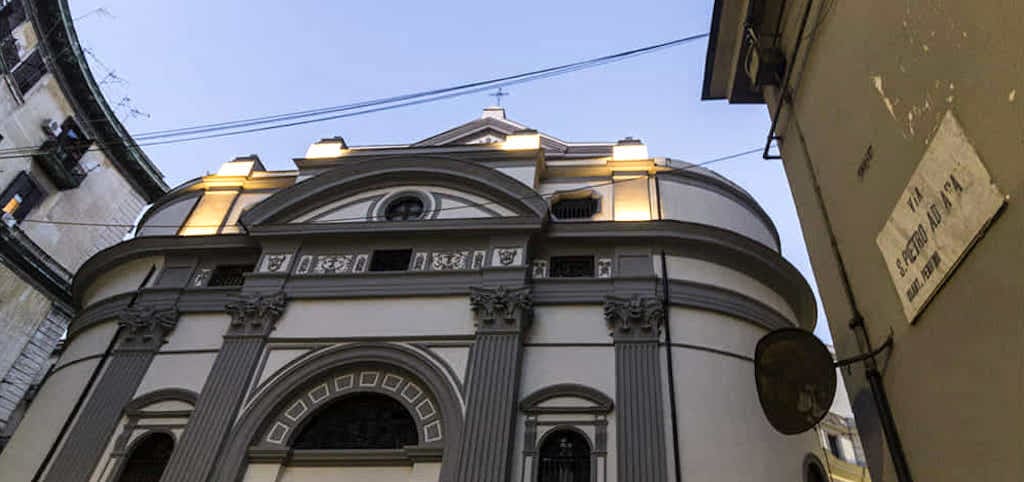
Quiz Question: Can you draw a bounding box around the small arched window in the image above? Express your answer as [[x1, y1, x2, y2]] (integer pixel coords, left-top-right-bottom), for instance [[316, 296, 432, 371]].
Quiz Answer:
[[384, 196, 425, 221], [293, 393, 418, 449], [116, 432, 174, 482], [537, 429, 591, 482], [804, 454, 828, 482]]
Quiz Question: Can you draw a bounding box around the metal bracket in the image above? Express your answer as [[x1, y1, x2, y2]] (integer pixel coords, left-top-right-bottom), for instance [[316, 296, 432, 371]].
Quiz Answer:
[[834, 333, 893, 368]]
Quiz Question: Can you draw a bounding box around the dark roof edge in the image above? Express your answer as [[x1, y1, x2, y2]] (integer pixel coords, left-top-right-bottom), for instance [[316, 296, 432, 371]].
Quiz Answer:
[[27, 0, 168, 202], [701, 0, 727, 100]]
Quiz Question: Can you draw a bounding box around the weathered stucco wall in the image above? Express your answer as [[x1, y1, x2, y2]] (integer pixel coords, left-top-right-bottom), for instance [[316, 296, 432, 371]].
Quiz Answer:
[[764, 0, 1024, 480]]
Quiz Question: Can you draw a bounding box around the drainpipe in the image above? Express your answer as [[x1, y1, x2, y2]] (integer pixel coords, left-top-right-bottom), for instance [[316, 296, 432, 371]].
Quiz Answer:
[[654, 173, 684, 482]]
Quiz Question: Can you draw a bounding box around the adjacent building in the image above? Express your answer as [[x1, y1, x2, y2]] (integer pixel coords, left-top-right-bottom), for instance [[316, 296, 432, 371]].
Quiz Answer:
[[702, 0, 1022, 480], [0, 0, 166, 448], [1, 107, 824, 482]]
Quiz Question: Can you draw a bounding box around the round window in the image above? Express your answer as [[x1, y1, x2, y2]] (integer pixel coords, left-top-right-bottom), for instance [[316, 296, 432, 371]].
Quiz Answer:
[[384, 196, 425, 221]]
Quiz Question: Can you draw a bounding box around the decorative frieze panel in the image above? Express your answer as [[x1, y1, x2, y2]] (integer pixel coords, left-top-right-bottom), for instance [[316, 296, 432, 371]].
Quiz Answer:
[[531, 260, 548, 278], [261, 368, 445, 448], [603, 294, 664, 340], [191, 268, 212, 287], [225, 292, 288, 337], [258, 254, 293, 273], [492, 247, 524, 267], [432, 250, 469, 271], [597, 258, 613, 278]]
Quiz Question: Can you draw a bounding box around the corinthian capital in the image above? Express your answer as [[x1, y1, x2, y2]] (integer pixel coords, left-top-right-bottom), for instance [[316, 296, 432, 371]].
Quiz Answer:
[[117, 305, 180, 350], [225, 291, 288, 337], [469, 285, 533, 332], [603, 295, 663, 340]]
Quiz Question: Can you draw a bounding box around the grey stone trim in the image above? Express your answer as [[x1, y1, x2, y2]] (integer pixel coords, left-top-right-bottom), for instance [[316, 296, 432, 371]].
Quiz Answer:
[[248, 446, 445, 466], [453, 332, 523, 482], [520, 384, 614, 414], [604, 295, 664, 342], [123, 388, 198, 414], [248, 215, 543, 237], [657, 170, 781, 249], [158, 293, 286, 482], [212, 343, 464, 482], [241, 157, 549, 226], [667, 279, 793, 329], [546, 220, 816, 328], [613, 341, 669, 482], [73, 234, 260, 307], [115, 306, 179, 352], [42, 348, 161, 482], [668, 343, 755, 363]]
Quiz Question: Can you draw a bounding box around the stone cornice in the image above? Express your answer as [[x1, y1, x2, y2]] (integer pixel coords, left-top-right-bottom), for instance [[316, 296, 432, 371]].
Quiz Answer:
[[604, 295, 664, 341]]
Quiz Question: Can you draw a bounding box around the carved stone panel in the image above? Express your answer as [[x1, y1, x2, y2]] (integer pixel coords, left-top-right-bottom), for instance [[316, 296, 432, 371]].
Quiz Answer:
[[531, 260, 548, 278], [596, 258, 613, 278], [603, 295, 663, 341], [259, 254, 293, 273], [492, 247, 523, 267], [431, 251, 469, 271]]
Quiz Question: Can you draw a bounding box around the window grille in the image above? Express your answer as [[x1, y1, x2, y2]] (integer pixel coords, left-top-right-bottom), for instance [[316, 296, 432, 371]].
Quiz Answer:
[[207, 265, 253, 287], [0, 171, 43, 221], [116, 432, 174, 482], [384, 196, 425, 221], [551, 197, 598, 220], [549, 256, 595, 278], [369, 249, 412, 272], [537, 430, 591, 482], [12, 49, 44, 94], [293, 393, 418, 450]]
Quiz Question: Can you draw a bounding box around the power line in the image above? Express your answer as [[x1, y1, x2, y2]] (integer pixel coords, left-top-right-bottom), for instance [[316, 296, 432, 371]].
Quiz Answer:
[[0, 33, 710, 159], [18, 147, 759, 229]]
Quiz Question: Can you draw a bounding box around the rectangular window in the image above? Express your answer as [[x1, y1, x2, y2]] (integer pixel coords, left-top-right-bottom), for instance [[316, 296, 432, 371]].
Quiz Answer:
[[827, 434, 843, 459], [207, 264, 253, 287], [369, 249, 412, 272], [0, 0, 25, 39], [549, 256, 595, 278], [12, 49, 44, 94], [0, 171, 44, 221]]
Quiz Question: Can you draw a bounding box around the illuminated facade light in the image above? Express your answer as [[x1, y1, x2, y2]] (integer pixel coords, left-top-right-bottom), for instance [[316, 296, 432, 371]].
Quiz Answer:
[[305, 137, 349, 159], [612, 137, 649, 161], [502, 129, 541, 150], [216, 160, 256, 177]]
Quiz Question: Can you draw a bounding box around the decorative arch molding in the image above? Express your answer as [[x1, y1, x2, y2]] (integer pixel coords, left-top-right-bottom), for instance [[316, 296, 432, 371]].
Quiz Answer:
[[240, 156, 549, 229], [123, 388, 198, 414], [520, 384, 614, 414], [259, 366, 444, 448], [803, 453, 829, 482], [212, 342, 465, 482]]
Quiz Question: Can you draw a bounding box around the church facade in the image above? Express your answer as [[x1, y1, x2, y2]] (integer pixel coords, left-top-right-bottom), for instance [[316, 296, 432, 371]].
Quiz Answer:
[[0, 108, 823, 482]]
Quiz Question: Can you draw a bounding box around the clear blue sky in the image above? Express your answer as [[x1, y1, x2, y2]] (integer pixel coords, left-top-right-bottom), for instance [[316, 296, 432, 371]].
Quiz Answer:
[[71, 0, 832, 342]]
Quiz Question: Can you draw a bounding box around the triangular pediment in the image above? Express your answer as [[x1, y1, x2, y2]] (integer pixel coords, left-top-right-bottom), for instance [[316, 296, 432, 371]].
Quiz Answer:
[[413, 114, 570, 152]]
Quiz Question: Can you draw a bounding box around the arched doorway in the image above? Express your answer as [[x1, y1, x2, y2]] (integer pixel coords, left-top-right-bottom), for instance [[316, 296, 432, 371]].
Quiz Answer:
[[537, 429, 591, 482], [116, 432, 174, 482], [292, 393, 418, 450]]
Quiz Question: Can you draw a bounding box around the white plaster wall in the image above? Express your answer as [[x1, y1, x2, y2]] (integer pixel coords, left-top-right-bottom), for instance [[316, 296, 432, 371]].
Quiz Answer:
[[658, 179, 778, 250], [80, 255, 164, 307], [254, 347, 314, 389], [137, 196, 198, 236], [527, 305, 610, 344], [495, 166, 536, 188], [0, 263, 52, 381], [424, 346, 470, 385], [0, 360, 100, 480], [243, 463, 281, 482], [222, 192, 271, 234], [668, 307, 765, 358], [294, 185, 516, 223], [273, 297, 476, 339], [59, 321, 117, 364], [660, 255, 797, 323], [669, 347, 819, 482], [134, 352, 217, 398], [160, 313, 229, 352]]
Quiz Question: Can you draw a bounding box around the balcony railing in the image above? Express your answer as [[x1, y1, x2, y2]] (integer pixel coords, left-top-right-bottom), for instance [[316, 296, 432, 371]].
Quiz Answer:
[[33, 139, 89, 189]]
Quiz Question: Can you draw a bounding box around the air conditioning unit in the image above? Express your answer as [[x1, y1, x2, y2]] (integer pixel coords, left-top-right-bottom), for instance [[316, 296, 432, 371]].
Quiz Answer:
[[2, 211, 17, 228], [41, 119, 61, 137]]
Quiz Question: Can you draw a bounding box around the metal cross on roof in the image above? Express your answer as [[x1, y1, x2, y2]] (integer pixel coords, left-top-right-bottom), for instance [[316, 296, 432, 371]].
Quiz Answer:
[[489, 87, 509, 106]]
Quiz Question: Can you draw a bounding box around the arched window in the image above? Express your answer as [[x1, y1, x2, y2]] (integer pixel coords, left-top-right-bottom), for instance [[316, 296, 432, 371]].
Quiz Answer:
[[537, 429, 591, 482], [804, 454, 828, 482], [292, 393, 418, 449], [116, 432, 174, 482]]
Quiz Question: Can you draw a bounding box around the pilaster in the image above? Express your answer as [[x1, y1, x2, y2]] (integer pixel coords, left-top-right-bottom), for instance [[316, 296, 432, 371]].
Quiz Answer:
[[42, 305, 178, 482], [454, 285, 532, 482], [605, 294, 669, 482], [159, 292, 287, 482]]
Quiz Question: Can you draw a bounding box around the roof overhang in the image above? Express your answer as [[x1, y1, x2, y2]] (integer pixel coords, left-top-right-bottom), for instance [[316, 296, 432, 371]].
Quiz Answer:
[[701, 0, 767, 104]]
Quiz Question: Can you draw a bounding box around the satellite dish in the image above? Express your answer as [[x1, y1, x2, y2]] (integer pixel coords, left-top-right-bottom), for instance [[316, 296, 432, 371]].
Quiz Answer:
[[754, 328, 836, 435]]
